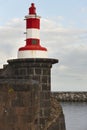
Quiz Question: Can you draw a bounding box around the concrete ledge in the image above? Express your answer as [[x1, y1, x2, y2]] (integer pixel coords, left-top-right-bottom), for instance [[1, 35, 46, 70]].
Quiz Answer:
[[8, 58, 58, 65]]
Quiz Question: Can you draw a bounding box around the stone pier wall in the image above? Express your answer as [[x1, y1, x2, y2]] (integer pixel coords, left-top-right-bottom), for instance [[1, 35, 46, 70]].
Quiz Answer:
[[0, 59, 66, 130], [0, 80, 40, 130], [52, 92, 87, 102]]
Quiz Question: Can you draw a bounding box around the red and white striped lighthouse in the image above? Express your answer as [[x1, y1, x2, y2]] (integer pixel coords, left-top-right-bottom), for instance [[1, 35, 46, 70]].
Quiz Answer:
[[18, 3, 47, 58]]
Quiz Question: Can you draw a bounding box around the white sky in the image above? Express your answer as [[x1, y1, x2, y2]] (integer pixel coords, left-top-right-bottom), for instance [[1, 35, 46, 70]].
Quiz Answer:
[[0, 0, 87, 91]]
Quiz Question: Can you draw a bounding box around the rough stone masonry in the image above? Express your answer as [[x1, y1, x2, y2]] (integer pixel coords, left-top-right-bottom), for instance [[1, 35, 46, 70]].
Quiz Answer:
[[0, 58, 66, 130]]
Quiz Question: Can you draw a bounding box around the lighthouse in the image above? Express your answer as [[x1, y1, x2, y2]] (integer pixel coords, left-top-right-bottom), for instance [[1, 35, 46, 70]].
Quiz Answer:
[[0, 2, 66, 130], [18, 3, 47, 58]]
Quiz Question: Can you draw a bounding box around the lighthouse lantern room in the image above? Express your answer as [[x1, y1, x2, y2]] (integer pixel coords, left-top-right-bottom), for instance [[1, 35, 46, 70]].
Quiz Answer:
[[18, 3, 47, 58]]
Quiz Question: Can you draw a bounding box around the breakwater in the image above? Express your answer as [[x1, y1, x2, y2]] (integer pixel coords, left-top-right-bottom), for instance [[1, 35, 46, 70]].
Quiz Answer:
[[52, 92, 87, 102]]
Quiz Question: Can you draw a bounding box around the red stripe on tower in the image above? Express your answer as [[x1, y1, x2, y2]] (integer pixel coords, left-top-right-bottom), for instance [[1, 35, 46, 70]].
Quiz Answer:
[[18, 3, 47, 58], [26, 18, 40, 29]]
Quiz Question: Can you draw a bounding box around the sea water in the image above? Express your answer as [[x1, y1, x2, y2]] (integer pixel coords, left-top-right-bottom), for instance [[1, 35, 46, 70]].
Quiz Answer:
[[61, 102, 87, 130]]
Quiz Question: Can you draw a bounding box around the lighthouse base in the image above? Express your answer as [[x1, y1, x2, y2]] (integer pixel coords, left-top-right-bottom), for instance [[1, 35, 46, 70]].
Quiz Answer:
[[18, 50, 47, 58]]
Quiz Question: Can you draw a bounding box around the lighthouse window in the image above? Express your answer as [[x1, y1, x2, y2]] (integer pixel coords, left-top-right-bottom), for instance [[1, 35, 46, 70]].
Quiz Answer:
[[32, 40, 37, 44]]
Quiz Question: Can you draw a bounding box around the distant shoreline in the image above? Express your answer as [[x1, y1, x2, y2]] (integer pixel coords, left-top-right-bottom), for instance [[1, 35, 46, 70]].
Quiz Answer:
[[52, 92, 87, 102]]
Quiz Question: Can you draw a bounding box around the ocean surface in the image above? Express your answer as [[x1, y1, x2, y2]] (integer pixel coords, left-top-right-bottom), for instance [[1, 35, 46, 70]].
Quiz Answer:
[[61, 102, 87, 130]]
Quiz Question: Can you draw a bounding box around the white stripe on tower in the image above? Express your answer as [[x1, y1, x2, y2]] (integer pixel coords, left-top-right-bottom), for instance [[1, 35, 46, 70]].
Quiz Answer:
[[26, 29, 40, 39]]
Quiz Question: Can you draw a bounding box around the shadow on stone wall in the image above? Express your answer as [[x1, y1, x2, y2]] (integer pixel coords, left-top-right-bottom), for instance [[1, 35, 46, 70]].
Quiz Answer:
[[44, 95, 66, 130]]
